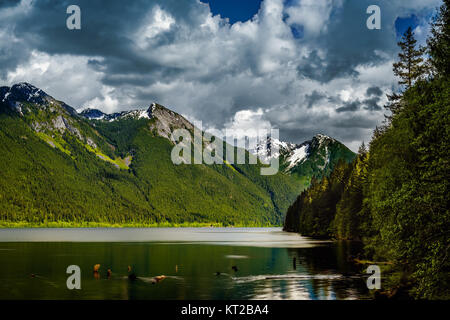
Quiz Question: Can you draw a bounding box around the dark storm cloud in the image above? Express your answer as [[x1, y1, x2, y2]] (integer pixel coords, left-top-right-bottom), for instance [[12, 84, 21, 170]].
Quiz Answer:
[[336, 101, 360, 113], [363, 96, 383, 111], [366, 86, 383, 97], [280, 112, 378, 151], [305, 90, 326, 108], [0, 0, 441, 151], [363, 86, 384, 110], [0, 0, 18, 9], [280, 127, 318, 145], [0, 42, 31, 79], [1, 1, 396, 93], [332, 115, 378, 129], [336, 97, 382, 113], [0, 0, 205, 81], [323, 1, 395, 75], [289, 0, 440, 84], [296, 49, 361, 84], [288, 0, 399, 83]]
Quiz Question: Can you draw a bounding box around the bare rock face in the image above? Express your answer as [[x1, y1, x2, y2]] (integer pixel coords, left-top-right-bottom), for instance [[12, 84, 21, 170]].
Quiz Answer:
[[148, 103, 194, 139], [0, 83, 97, 148], [31, 122, 42, 132], [86, 137, 98, 149], [52, 115, 67, 132], [2, 83, 198, 163], [79, 102, 195, 141], [62, 116, 83, 140]]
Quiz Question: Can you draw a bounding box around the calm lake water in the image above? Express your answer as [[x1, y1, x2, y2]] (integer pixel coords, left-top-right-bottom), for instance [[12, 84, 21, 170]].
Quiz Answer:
[[0, 228, 370, 300]]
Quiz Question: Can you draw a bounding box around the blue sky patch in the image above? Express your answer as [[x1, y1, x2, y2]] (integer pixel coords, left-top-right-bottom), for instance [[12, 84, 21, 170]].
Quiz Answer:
[[200, 0, 263, 24], [395, 15, 420, 37]]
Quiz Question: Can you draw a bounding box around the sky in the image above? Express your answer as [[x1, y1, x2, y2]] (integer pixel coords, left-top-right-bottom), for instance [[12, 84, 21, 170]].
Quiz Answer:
[[0, 0, 442, 151], [200, 0, 263, 24]]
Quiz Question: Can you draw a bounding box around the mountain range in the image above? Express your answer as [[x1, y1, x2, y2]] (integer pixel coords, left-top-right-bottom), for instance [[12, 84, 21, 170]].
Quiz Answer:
[[0, 82, 355, 226]]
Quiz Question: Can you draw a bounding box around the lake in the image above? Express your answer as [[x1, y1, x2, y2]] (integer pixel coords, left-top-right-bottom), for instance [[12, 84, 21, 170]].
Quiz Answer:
[[0, 228, 370, 300]]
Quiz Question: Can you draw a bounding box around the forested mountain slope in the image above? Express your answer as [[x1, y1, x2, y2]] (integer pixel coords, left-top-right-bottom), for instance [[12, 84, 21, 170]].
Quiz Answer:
[[283, 4, 450, 298], [0, 83, 354, 226]]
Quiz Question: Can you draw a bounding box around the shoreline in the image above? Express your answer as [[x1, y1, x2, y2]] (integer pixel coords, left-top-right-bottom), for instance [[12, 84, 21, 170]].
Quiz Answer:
[[0, 221, 279, 229]]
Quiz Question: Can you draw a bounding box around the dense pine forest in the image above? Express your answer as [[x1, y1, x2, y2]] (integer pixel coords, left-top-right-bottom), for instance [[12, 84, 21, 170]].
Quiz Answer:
[[284, 1, 449, 299], [0, 111, 302, 227]]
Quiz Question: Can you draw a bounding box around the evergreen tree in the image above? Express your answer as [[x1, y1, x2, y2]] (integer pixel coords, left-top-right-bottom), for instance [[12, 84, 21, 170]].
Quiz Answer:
[[387, 27, 428, 115], [393, 27, 428, 88], [428, 0, 450, 77], [284, 7, 449, 297], [358, 141, 367, 155]]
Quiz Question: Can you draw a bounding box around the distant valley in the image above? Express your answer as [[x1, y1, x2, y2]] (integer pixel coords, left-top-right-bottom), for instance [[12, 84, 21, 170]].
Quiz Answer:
[[0, 83, 354, 227]]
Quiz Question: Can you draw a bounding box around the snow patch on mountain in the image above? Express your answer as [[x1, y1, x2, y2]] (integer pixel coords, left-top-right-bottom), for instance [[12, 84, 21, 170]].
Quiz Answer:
[[0, 82, 78, 116], [80, 107, 152, 121], [250, 137, 297, 164], [2, 92, 10, 102], [249, 133, 344, 174], [136, 109, 150, 119], [79, 102, 194, 140], [286, 144, 309, 170], [79, 108, 106, 120]]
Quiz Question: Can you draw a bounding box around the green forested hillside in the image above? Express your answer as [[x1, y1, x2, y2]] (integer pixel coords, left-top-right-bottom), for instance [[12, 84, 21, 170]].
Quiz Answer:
[[0, 72, 360, 227], [286, 136, 355, 183], [283, 3, 450, 299], [0, 112, 297, 226], [1, 81, 323, 226]]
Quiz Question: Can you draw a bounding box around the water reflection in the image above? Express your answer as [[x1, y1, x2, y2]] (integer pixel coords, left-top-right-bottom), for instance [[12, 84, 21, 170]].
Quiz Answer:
[[0, 229, 369, 300]]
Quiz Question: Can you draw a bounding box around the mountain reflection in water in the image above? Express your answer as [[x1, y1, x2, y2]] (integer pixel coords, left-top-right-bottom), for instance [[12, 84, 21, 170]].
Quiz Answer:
[[0, 228, 370, 300]]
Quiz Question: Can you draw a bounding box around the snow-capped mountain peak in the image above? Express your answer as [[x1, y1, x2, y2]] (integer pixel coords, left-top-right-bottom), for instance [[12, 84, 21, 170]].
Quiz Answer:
[[313, 133, 335, 144], [250, 135, 310, 170], [0, 82, 77, 116], [250, 136, 298, 164], [1, 82, 49, 110], [249, 133, 353, 175], [80, 106, 152, 121], [79, 108, 106, 120], [79, 102, 194, 139]]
